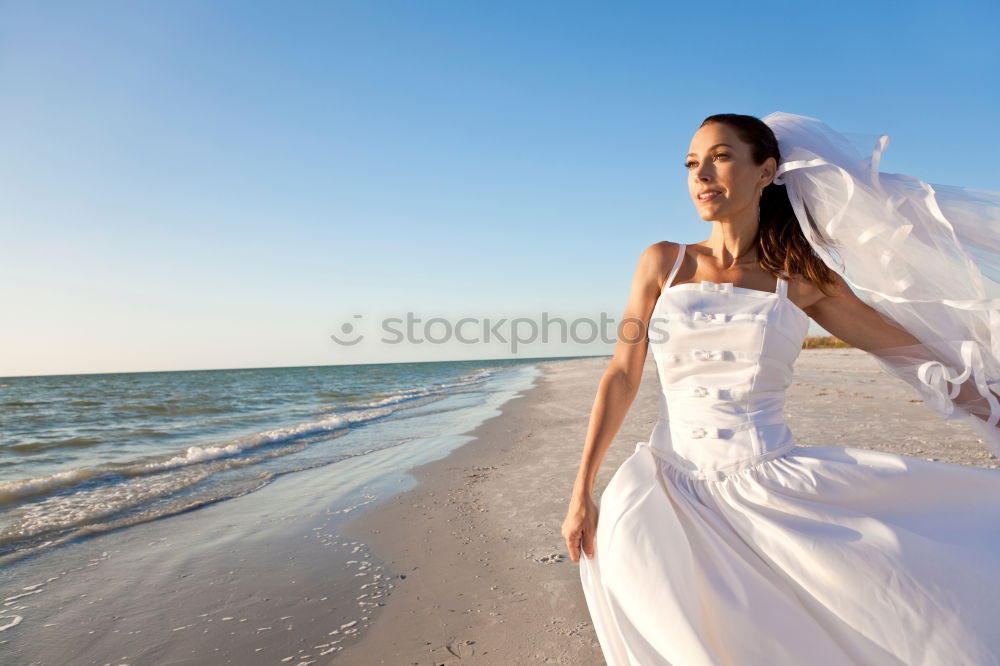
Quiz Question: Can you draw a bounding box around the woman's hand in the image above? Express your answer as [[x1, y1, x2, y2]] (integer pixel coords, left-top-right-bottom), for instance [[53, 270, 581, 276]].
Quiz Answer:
[[562, 492, 599, 562]]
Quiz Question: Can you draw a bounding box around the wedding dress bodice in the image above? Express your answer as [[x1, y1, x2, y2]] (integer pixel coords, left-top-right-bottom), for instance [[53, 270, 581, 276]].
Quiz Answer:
[[646, 246, 811, 480]]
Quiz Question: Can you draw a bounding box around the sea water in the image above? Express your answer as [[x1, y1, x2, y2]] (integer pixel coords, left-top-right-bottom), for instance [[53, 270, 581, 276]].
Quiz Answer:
[[0, 357, 567, 563]]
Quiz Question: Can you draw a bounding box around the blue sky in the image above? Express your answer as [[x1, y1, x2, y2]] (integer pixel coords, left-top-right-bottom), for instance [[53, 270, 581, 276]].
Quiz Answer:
[[2, 0, 997, 376]]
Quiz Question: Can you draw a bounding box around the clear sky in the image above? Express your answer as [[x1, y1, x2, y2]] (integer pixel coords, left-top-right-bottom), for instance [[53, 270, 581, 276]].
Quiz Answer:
[[2, 0, 997, 377]]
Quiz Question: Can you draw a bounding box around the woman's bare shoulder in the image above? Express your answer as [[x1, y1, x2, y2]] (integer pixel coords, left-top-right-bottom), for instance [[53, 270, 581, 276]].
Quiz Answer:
[[644, 241, 684, 290], [647, 240, 688, 263]]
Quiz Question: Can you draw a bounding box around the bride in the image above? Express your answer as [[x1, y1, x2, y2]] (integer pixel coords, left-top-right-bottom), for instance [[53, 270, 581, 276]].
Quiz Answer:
[[562, 112, 1000, 665]]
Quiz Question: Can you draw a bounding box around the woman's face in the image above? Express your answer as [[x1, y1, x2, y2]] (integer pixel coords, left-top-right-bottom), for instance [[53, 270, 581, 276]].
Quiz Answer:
[[686, 122, 769, 223]]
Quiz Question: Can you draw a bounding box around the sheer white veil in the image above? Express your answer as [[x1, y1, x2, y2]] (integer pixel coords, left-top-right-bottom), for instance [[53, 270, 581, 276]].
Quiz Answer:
[[761, 112, 1000, 458]]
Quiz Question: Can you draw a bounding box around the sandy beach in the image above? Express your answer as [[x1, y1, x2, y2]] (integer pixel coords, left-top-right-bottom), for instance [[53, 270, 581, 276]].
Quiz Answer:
[[3, 350, 995, 665]]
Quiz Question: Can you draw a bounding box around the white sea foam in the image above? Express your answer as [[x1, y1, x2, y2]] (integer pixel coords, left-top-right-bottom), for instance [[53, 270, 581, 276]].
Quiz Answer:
[[0, 469, 101, 506], [0, 615, 22, 631]]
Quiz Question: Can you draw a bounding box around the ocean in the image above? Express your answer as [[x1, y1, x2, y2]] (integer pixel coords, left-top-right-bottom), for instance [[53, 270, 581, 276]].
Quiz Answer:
[[0, 357, 567, 564]]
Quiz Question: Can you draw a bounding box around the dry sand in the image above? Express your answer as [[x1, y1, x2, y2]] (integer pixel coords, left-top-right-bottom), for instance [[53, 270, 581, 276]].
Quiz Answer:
[[336, 349, 998, 665]]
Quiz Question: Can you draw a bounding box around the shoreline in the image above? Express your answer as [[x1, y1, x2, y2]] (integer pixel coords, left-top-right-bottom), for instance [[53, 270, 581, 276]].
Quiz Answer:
[[335, 356, 626, 664]]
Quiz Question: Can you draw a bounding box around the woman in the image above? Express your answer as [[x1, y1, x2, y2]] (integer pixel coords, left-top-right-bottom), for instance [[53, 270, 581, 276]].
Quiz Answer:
[[562, 112, 1000, 665]]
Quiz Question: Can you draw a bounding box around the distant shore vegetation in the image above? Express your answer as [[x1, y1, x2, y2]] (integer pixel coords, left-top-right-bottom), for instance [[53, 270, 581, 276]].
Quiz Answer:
[[802, 335, 852, 349]]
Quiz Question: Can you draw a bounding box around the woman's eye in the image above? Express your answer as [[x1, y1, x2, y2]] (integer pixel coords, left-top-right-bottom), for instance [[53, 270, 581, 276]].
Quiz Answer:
[[685, 154, 729, 169]]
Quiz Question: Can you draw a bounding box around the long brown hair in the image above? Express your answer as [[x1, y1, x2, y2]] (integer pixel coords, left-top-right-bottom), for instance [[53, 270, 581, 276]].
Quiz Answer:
[[700, 113, 838, 295]]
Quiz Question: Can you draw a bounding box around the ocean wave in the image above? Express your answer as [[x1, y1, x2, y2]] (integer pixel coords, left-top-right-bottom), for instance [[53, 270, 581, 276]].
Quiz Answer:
[[109, 403, 232, 416], [6, 436, 104, 454], [3, 400, 55, 408]]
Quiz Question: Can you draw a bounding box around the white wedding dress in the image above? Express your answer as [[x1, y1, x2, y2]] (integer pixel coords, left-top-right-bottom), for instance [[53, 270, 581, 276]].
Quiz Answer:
[[579, 243, 1000, 666]]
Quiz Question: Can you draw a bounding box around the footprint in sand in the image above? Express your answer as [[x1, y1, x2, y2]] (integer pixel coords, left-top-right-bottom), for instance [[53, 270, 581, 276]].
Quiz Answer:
[[537, 553, 565, 564], [445, 639, 476, 658]]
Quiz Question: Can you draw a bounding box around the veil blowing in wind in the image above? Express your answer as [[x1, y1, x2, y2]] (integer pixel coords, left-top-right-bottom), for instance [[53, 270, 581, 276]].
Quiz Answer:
[[764, 111, 1000, 455]]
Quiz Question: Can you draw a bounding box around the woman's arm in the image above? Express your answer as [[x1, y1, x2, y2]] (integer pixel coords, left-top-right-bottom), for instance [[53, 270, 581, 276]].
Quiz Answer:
[[570, 241, 675, 498], [801, 272, 922, 351], [803, 272, 999, 428], [563, 241, 674, 561]]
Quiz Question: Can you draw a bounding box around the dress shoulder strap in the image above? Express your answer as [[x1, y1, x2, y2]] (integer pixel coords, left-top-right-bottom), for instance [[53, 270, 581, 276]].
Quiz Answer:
[[774, 270, 789, 297], [664, 243, 686, 289]]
